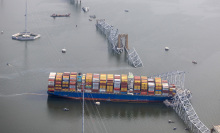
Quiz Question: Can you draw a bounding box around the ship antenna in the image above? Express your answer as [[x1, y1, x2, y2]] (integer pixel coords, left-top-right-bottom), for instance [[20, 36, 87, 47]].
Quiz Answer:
[[82, 84, 85, 133], [24, 0, 27, 33]]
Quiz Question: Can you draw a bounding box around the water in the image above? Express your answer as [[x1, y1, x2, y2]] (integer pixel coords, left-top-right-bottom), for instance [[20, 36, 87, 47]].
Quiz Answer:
[[1, 0, 220, 132]]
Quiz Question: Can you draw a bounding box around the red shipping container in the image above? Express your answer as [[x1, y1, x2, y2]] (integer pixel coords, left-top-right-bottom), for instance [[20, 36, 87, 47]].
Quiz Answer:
[[141, 92, 147, 95], [134, 76, 140, 80], [162, 90, 169, 93], [70, 72, 77, 75], [162, 80, 168, 83], [48, 79, 55, 81], [92, 89, 99, 92], [69, 82, 76, 85], [55, 81, 62, 84], [148, 92, 154, 95]]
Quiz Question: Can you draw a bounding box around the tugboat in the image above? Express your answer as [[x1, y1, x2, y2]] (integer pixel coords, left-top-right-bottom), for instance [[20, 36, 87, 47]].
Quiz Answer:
[[50, 13, 70, 17]]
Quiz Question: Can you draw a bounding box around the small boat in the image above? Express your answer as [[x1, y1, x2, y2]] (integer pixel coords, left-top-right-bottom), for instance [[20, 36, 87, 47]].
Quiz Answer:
[[62, 49, 66, 53], [165, 47, 169, 51], [50, 13, 70, 17], [124, 10, 129, 12], [82, 7, 89, 12]]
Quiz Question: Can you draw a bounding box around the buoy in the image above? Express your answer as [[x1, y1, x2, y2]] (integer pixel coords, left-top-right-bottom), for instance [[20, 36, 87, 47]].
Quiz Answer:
[[95, 102, 100, 105], [173, 127, 177, 130], [165, 47, 169, 51], [62, 49, 66, 53], [63, 108, 69, 111]]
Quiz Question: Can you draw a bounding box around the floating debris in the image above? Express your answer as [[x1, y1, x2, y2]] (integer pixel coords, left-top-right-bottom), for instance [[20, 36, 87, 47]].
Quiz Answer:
[[89, 19, 92, 21], [82, 7, 89, 12], [173, 127, 177, 130], [124, 10, 129, 12], [89, 15, 96, 19], [165, 47, 169, 51], [168, 120, 174, 123], [192, 60, 197, 64], [63, 108, 69, 111], [62, 49, 66, 53], [50, 13, 70, 17]]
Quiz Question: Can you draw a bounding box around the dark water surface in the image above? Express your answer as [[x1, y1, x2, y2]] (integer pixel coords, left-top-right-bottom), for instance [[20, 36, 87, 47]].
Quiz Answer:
[[1, 0, 220, 132]]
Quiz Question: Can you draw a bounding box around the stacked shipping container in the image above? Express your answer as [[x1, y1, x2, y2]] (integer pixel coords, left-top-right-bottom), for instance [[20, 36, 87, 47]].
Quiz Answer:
[[48, 72, 56, 92], [55, 73, 63, 90], [77, 73, 82, 92], [134, 76, 141, 95], [155, 77, 162, 95], [92, 73, 100, 92], [62, 72, 70, 92], [162, 80, 169, 96], [114, 75, 121, 94], [141, 76, 148, 95], [107, 74, 114, 93], [148, 78, 155, 95], [69, 72, 77, 92], [100, 74, 107, 93], [121, 74, 128, 94], [169, 84, 176, 96], [48, 72, 176, 97], [85, 73, 92, 92]]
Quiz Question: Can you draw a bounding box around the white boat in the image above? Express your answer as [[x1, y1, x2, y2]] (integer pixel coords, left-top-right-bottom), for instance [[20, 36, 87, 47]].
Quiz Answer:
[[12, 1, 40, 41]]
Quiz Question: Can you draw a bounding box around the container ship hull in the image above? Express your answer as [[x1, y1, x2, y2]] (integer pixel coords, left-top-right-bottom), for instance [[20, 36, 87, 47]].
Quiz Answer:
[[47, 91, 172, 103]]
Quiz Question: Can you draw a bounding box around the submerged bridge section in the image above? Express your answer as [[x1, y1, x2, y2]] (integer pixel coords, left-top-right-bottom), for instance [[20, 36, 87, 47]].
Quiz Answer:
[[96, 19, 143, 67], [153, 71, 210, 133]]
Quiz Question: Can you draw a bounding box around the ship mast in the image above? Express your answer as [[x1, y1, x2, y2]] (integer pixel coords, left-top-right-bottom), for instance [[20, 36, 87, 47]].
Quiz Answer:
[[24, 0, 27, 33]]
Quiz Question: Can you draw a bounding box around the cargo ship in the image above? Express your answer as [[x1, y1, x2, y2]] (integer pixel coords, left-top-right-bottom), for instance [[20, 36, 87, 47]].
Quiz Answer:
[[47, 72, 177, 103]]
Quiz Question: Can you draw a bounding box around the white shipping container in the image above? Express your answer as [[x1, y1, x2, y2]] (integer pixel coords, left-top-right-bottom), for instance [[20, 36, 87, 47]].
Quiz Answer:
[[148, 82, 155, 86], [148, 78, 154, 82], [85, 89, 92, 93], [93, 78, 100, 82], [48, 81, 54, 86], [93, 84, 99, 89], [162, 93, 169, 96], [114, 79, 121, 82], [49, 76, 55, 79], [49, 72, 56, 76], [148, 88, 154, 91], [99, 89, 106, 93]]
